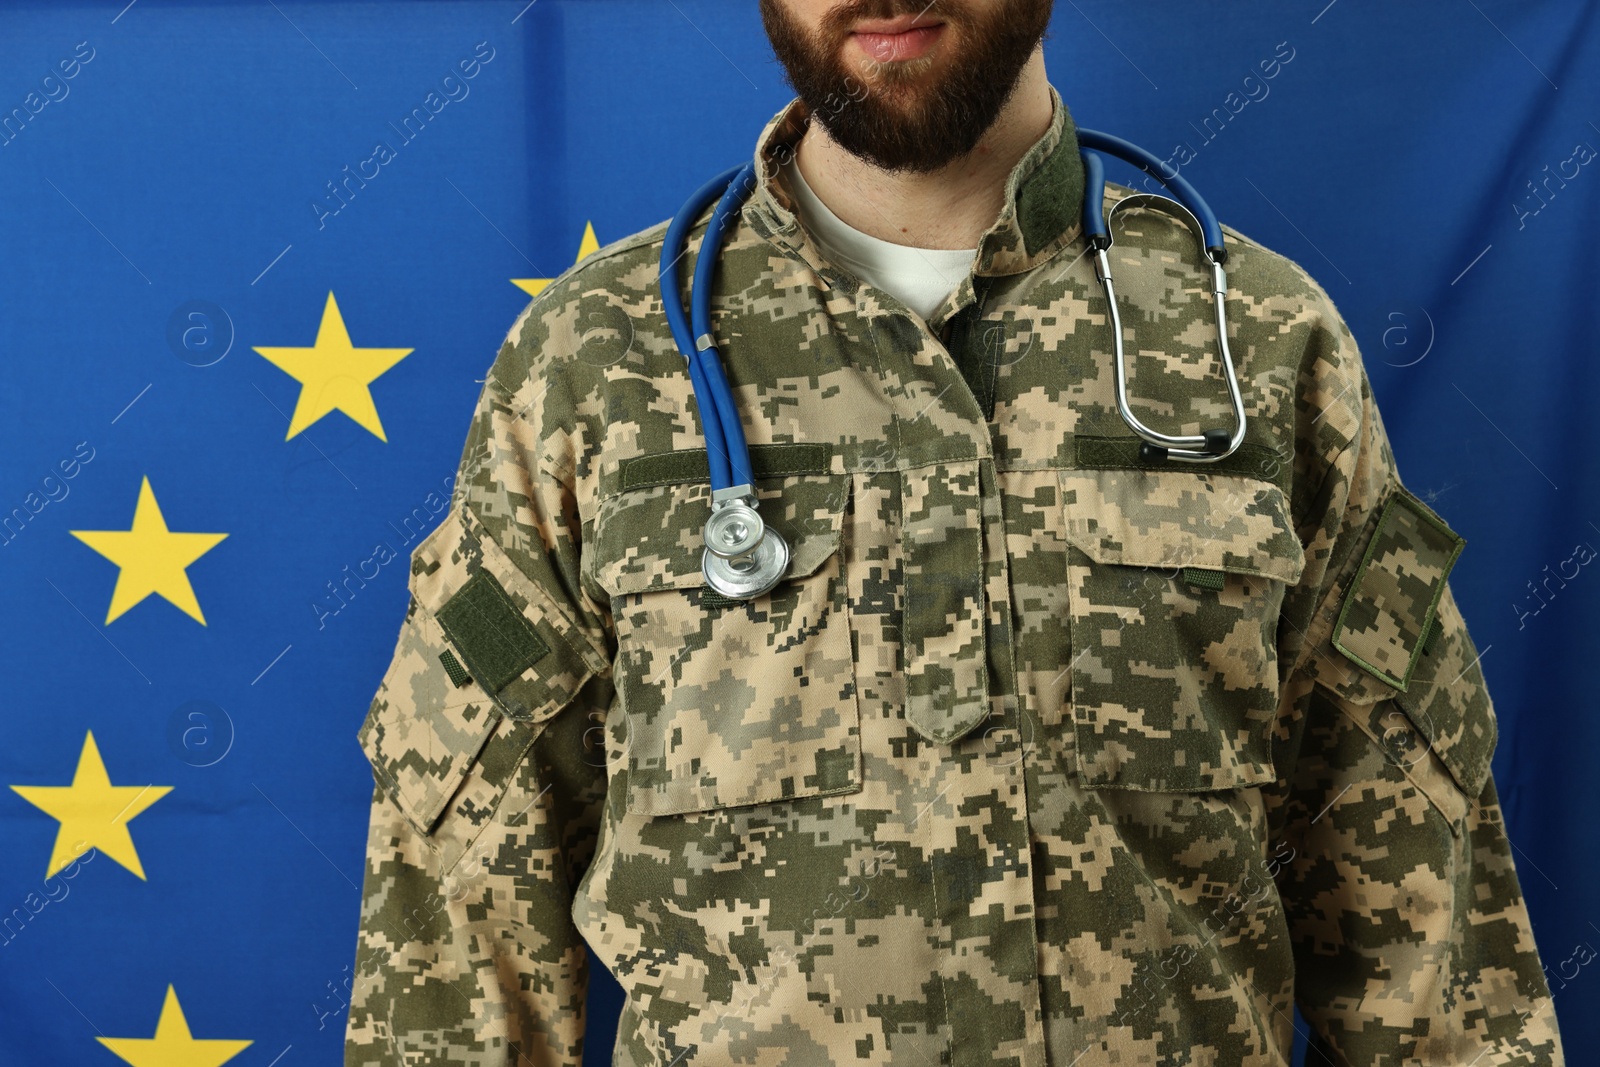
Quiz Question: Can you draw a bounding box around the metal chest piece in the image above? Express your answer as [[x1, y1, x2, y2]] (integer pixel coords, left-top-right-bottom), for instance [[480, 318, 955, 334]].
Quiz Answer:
[[701, 485, 790, 600]]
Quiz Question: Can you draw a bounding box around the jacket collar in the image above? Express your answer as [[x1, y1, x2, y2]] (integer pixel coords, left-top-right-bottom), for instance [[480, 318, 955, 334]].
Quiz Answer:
[[743, 81, 1087, 288]]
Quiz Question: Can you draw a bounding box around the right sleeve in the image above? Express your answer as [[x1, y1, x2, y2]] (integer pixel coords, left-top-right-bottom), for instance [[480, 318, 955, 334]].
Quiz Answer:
[[344, 328, 615, 1067], [1268, 285, 1563, 1064]]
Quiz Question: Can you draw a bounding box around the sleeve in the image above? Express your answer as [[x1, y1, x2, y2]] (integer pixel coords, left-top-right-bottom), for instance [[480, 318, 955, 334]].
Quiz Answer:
[[343, 315, 616, 1067], [1267, 289, 1566, 1066]]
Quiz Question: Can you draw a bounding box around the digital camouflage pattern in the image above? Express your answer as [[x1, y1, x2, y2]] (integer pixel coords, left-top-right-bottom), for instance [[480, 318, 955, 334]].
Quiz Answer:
[[345, 84, 1564, 1066]]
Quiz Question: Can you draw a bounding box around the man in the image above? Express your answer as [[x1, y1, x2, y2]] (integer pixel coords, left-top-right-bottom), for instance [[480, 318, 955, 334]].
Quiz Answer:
[[345, 1, 1566, 1064]]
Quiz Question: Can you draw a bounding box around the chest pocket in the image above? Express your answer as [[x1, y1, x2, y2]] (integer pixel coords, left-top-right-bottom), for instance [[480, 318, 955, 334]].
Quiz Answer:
[[589, 470, 862, 818], [1059, 467, 1306, 792]]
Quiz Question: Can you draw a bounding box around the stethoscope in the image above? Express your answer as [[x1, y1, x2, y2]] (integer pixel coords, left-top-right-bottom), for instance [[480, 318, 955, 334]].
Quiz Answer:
[[658, 129, 1247, 600]]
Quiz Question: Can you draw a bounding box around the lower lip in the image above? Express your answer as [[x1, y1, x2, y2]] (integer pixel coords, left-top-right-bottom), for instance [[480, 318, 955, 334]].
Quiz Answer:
[[852, 23, 944, 62]]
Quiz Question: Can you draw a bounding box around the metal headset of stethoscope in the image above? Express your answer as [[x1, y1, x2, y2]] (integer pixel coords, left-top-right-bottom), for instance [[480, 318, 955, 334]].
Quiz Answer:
[[658, 128, 1247, 601]]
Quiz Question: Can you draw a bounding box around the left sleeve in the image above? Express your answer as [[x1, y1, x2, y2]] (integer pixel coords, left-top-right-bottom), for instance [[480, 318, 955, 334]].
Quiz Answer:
[[1267, 285, 1565, 1065], [344, 319, 616, 1066]]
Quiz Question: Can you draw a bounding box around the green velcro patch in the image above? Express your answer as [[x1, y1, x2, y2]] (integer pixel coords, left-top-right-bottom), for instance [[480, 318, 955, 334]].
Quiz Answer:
[[435, 570, 551, 693], [1075, 435, 1287, 485], [1015, 108, 1085, 258], [1331, 485, 1466, 691], [1181, 566, 1227, 591], [437, 647, 472, 688], [621, 442, 832, 490]]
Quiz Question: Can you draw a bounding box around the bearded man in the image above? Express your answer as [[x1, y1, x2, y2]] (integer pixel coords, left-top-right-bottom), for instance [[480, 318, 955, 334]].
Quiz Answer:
[[344, 4, 1565, 1065]]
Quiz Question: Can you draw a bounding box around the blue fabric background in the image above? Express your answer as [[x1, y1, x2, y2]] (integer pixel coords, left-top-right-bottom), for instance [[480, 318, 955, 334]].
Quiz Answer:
[[1, 2, 1594, 1063]]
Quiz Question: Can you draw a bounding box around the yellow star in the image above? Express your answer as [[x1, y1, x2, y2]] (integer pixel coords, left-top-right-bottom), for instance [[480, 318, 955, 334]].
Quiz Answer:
[[97, 985, 252, 1067], [253, 290, 412, 441], [70, 476, 227, 626], [514, 219, 601, 297], [10, 731, 172, 880]]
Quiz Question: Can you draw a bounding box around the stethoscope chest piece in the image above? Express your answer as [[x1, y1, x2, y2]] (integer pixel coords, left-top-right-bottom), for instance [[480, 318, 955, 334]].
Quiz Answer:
[[702, 492, 790, 599]]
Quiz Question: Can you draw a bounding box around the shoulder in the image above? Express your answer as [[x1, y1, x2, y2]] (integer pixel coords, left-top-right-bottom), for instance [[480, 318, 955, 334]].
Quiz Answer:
[[485, 213, 685, 404], [1099, 178, 1345, 327], [1217, 218, 1349, 339], [1099, 178, 1368, 455], [1223, 220, 1365, 416]]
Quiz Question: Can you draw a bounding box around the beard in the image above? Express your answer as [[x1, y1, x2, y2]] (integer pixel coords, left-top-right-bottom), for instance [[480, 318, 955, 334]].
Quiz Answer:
[[759, 0, 1054, 174]]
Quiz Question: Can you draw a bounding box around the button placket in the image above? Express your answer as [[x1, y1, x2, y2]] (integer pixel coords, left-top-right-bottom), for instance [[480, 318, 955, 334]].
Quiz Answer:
[[858, 296, 999, 748], [900, 458, 989, 745]]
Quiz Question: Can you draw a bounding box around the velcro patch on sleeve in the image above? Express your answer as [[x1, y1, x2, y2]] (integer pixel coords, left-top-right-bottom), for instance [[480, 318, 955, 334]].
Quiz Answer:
[[435, 569, 552, 693], [1331, 485, 1466, 691]]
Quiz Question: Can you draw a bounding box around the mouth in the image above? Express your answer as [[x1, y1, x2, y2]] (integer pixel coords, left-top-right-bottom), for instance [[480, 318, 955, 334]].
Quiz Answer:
[[850, 15, 946, 63]]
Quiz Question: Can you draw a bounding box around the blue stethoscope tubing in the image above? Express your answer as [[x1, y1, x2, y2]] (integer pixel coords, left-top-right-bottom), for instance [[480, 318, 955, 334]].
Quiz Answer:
[[1076, 129, 1225, 258], [658, 129, 1248, 597], [659, 160, 761, 491], [661, 159, 792, 598]]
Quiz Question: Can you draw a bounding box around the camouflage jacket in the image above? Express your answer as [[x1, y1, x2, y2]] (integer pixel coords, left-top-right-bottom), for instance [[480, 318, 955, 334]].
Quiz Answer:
[[345, 84, 1564, 1066]]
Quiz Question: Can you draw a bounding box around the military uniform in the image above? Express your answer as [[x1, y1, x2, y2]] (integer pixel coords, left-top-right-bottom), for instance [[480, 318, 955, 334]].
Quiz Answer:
[[344, 84, 1565, 1066]]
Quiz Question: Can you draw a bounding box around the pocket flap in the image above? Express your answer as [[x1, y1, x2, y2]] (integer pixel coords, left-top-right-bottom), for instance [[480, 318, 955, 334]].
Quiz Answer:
[[591, 473, 847, 597], [358, 608, 504, 836], [1319, 485, 1494, 800], [359, 503, 600, 836], [413, 504, 604, 723], [1060, 468, 1307, 584], [1391, 583, 1497, 800], [1330, 484, 1465, 692]]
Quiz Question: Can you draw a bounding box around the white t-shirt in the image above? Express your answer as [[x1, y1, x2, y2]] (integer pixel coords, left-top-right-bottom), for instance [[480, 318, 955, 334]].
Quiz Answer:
[[781, 156, 976, 322]]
